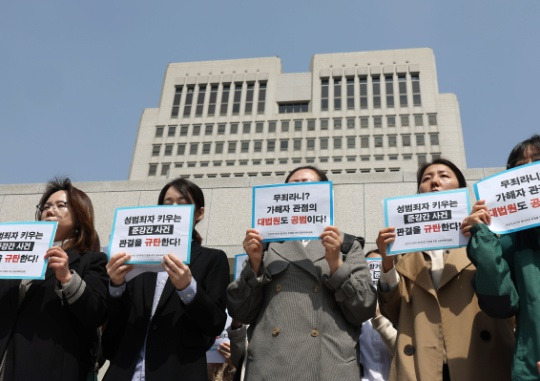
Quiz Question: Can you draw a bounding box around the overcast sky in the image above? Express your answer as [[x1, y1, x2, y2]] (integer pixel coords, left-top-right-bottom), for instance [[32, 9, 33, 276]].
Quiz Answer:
[[1, 0, 538, 184]]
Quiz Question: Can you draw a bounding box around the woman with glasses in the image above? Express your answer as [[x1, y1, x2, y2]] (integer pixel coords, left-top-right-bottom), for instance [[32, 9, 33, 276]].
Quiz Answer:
[[0, 178, 108, 381], [102, 178, 230, 381]]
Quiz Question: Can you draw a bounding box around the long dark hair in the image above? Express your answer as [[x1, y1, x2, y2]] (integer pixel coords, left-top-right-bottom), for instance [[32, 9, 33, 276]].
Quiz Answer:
[[285, 165, 328, 183], [506, 135, 540, 249], [36, 177, 100, 253], [158, 178, 205, 244], [416, 158, 467, 191]]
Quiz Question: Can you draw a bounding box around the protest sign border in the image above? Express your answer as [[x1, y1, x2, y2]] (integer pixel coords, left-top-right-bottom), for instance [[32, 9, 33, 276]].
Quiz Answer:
[[251, 181, 334, 242], [473, 161, 540, 234], [384, 188, 470, 254], [108, 204, 194, 265], [233, 253, 248, 280], [0, 221, 58, 280]]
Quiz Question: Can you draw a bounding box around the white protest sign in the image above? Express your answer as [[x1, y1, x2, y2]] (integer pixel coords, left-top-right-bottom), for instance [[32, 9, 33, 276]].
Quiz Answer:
[[0, 221, 57, 279], [367, 258, 381, 288], [252, 181, 333, 242], [474, 161, 540, 234], [234, 253, 248, 280], [108, 205, 194, 264], [384, 188, 470, 254], [206, 314, 233, 364]]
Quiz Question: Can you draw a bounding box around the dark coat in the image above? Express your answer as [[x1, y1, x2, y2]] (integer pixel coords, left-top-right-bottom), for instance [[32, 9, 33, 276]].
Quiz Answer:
[[102, 241, 230, 381], [0, 250, 108, 381]]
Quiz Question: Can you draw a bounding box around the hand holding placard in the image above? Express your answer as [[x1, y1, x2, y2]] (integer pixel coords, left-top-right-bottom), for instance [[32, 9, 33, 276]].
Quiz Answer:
[[242, 228, 263, 276], [106, 252, 133, 286]]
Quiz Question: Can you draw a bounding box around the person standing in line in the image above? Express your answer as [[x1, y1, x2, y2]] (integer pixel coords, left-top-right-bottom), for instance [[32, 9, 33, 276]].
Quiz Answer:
[[376, 159, 514, 381], [102, 178, 230, 381], [227, 165, 376, 381]]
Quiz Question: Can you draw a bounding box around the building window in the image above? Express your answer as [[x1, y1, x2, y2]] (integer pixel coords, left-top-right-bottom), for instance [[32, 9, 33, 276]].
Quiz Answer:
[[372, 75, 381, 109], [202, 143, 211, 155], [400, 114, 409, 127], [217, 124, 225, 135], [389, 155, 398, 161], [268, 121, 276, 133], [278, 159, 288, 165], [414, 114, 423, 127], [180, 125, 188, 136], [428, 113, 438, 126], [230, 123, 238, 134], [333, 118, 342, 130], [226, 160, 235, 166], [374, 135, 383, 148], [387, 115, 396, 128], [208, 84, 218, 116], [215, 141, 224, 154], [192, 124, 201, 136], [398, 74, 407, 107], [148, 163, 158, 176], [241, 141, 250, 153], [228, 141, 237, 154], [346, 118, 355, 129], [347, 136, 356, 149], [388, 135, 397, 147], [213, 160, 222, 166], [187, 162, 196, 168], [360, 117, 369, 128], [417, 154, 427, 165], [267, 140, 275, 152], [279, 103, 309, 113], [171, 86, 182, 118], [334, 77, 342, 111], [255, 122, 264, 133], [292, 157, 302, 164], [321, 79, 329, 111], [307, 119, 315, 131], [430, 133, 439, 146], [293, 139, 302, 151], [320, 119, 328, 130], [239, 160, 248, 166], [347, 156, 356, 162], [245, 82, 254, 114], [360, 136, 369, 148], [183, 86, 194, 117], [232, 82, 243, 115], [253, 160, 261, 165], [333, 157, 342, 163], [320, 137, 329, 150], [346, 77, 354, 110], [205, 124, 213, 135], [374, 116, 382, 128], [161, 163, 170, 176], [155, 126, 164, 138], [164, 144, 173, 156], [254, 140, 262, 152], [306, 157, 315, 164], [402, 134, 411, 147], [189, 143, 199, 155], [257, 82, 266, 114], [195, 84, 206, 116], [281, 121, 289, 132], [403, 154, 412, 160], [200, 161, 209, 167], [416, 134, 425, 146], [375, 155, 384, 161], [333, 137, 342, 150], [220, 84, 230, 116], [359, 76, 368, 109], [294, 120, 303, 131], [280, 139, 289, 151], [177, 144, 186, 155], [174, 162, 183, 168], [243, 122, 251, 134], [152, 145, 161, 156], [361, 156, 370, 162], [265, 158, 275, 165], [164, 126, 174, 137], [432, 153, 441, 160], [411, 73, 421, 106], [307, 138, 315, 150], [385, 74, 394, 108], [320, 157, 329, 163]]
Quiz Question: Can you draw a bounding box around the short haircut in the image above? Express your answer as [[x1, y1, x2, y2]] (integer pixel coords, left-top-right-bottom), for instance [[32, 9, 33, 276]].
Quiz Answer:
[[416, 158, 467, 190], [285, 165, 328, 183]]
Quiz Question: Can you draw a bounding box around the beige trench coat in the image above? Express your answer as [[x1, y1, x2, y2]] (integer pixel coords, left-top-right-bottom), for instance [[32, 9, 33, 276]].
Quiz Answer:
[[378, 248, 514, 381]]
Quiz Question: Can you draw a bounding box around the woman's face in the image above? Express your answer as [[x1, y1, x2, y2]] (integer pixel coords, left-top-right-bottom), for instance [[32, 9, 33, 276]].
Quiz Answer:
[[418, 164, 460, 194], [41, 190, 76, 242], [162, 186, 204, 222], [287, 169, 321, 183]]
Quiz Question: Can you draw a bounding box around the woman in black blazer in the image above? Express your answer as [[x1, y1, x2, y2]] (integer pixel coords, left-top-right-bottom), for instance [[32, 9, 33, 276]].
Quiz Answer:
[[102, 178, 230, 381], [0, 178, 108, 381]]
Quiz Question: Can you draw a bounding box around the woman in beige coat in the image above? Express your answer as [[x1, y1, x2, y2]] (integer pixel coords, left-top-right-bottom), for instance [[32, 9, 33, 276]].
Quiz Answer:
[[376, 159, 514, 381]]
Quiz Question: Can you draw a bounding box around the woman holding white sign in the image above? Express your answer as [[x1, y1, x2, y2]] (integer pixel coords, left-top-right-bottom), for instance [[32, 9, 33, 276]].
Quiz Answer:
[[102, 178, 230, 381], [465, 134, 540, 380], [0, 178, 108, 381], [227, 165, 376, 381], [376, 159, 514, 381]]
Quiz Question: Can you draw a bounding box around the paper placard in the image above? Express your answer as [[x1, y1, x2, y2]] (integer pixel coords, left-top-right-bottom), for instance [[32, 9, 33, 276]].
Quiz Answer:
[[0, 221, 57, 279], [234, 253, 248, 280], [384, 189, 470, 254], [367, 258, 381, 288], [108, 205, 194, 264], [206, 314, 233, 364], [252, 181, 333, 242], [474, 161, 540, 234]]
